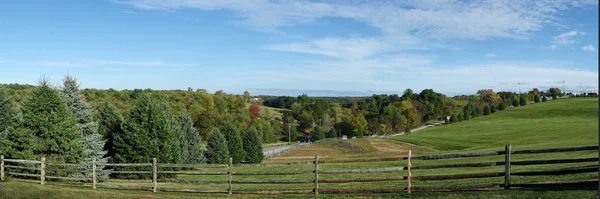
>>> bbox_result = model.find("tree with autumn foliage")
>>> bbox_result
[249,104,260,118]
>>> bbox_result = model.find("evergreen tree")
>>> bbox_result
[534,94,540,103]
[0,88,20,155]
[542,96,548,102]
[96,102,125,160]
[483,105,491,115]
[112,94,177,178]
[326,128,337,138]
[312,126,326,141]
[174,113,205,164]
[206,130,229,164]
[19,78,83,163]
[243,127,264,163]
[519,95,527,106]
[61,76,108,180]
[1,127,35,160]
[220,123,245,164]
[0,88,20,133]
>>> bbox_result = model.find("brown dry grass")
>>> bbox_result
[270,138,434,161]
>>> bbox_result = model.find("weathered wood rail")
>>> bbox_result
[0,144,597,195]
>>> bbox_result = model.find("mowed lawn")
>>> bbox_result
[1,98,598,198]
[390,98,599,152]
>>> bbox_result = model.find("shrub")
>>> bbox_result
[463,109,470,120]
[490,104,497,113]
[457,112,464,121]
[542,96,548,102]
[512,99,520,107]
[519,95,527,106]
[498,102,506,111]
[534,94,540,103]
[483,105,491,115]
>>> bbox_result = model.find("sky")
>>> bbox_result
[0,0,598,96]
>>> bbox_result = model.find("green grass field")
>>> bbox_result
[1,98,598,198]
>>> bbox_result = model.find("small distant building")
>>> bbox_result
[251,97,261,101]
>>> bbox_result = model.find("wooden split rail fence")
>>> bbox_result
[0,144,598,195]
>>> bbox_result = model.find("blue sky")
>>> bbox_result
[0,0,598,96]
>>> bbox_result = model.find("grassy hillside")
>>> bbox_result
[390,98,598,152]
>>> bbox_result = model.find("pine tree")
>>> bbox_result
[326,128,337,138]
[19,78,83,163]
[311,126,326,141]
[206,129,229,164]
[243,127,264,163]
[97,102,125,160]
[220,123,245,164]
[0,88,21,155]
[61,76,108,180]
[112,94,177,178]
[0,88,20,133]
[174,113,205,164]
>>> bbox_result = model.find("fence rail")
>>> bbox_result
[0,144,598,195]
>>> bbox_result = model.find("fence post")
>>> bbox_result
[407,150,412,193]
[92,158,97,189]
[314,155,319,195]
[40,157,45,185]
[228,158,232,195]
[152,158,157,192]
[1,155,4,182]
[504,144,511,189]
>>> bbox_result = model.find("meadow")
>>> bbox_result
[1,98,598,198]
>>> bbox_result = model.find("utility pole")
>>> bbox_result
[516,82,525,94]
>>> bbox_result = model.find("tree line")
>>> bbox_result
[0,76,265,180]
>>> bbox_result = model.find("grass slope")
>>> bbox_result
[390,98,598,152]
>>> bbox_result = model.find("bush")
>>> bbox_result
[542,96,548,102]
[206,130,230,164]
[490,104,497,113]
[457,112,464,121]
[243,127,264,163]
[483,105,491,115]
[512,99,520,107]
[450,114,458,123]
[498,102,506,111]
[519,95,527,106]
[534,94,540,103]
[463,109,470,120]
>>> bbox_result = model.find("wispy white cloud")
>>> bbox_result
[263,36,421,60]
[123,10,137,14]
[582,45,596,52]
[234,57,597,95]
[553,31,586,45]
[116,0,595,40]
[29,60,194,68]
[485,53,498,57]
